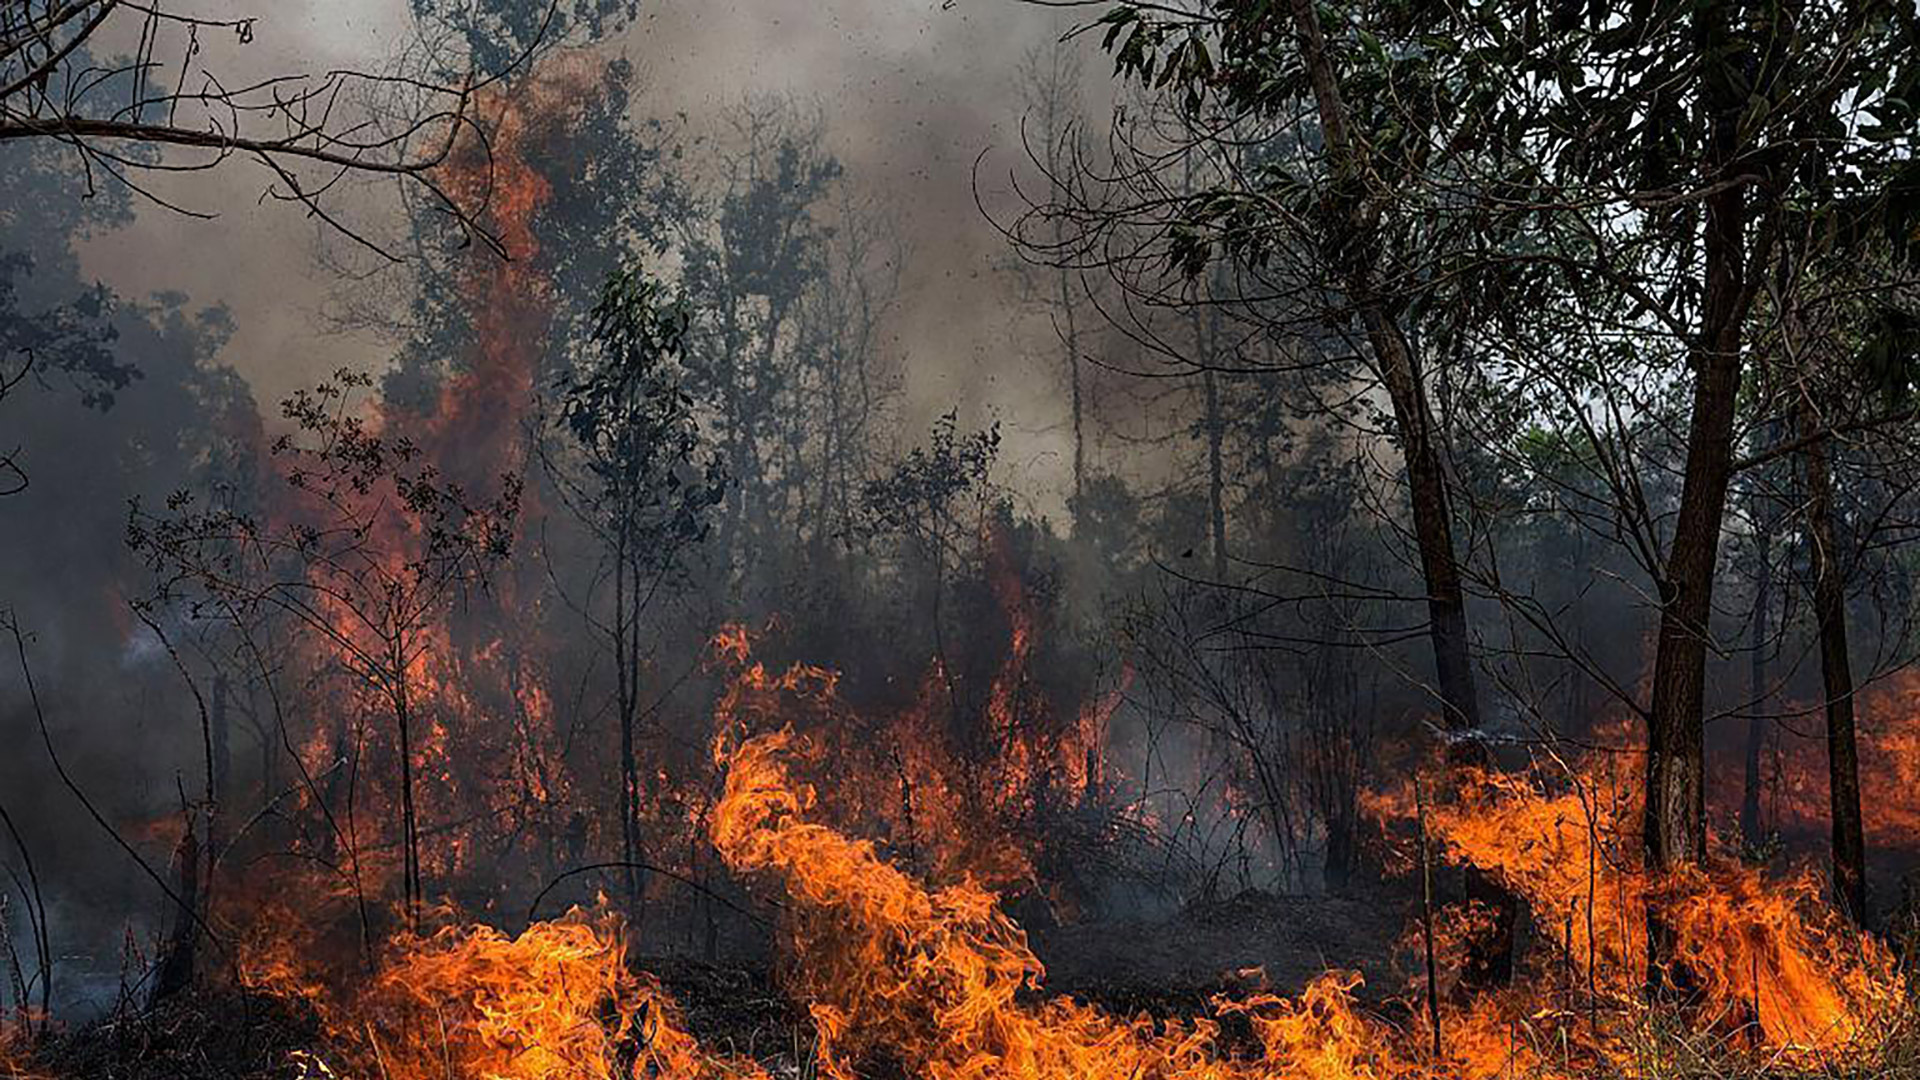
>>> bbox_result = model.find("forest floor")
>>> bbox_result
[11,888,1916,1079]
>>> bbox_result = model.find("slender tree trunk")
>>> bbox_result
[1643,0,1752,990]
[1370,321,1483,733]
[208,674,229,912]
[614,523,647,928]
[1038,44,1087,524]
[393,674,422,926]
[1057,247,1085,519]
[1203,366,1229,581]
[1741,515,1770,850]
[1799,401,1866,922]
[1181,151,1229,579]
[1284,0,1480,735]
[1284,0,1507,985]
[148,823,200,1006]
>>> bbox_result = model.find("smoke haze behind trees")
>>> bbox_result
[75,0,1115,519]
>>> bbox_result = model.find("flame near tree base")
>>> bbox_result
[211,644,1907,1080]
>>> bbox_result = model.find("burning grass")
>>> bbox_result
[10,726,1920,1080]
[13,637,1920,1080]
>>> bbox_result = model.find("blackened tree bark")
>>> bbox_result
[148,823,201,1006]
[1798,400,1866,922]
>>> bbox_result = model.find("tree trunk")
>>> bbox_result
[1284,0,1480,735]
[1643,0,1750,990]
[1058,247,1085,520]
[394,677,422,925]
[1800,402,1866,922]
[1369,321,1483,733]
[1740,517,1770,850]
[1203,366,1229,581]
[148,823,200,1007]
[1284,0,1506,985]
[208,674,230,910]
[615,530,648,930]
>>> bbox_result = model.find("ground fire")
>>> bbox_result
[6,4,1920,1080]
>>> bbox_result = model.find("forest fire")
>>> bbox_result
[7,3,1920,1080]
[1369,743,1903,1059]
[1709,670,1920,857]
[154,640,1904,1080]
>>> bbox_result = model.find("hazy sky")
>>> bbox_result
[77,0,1114,515]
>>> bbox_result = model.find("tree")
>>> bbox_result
[130,370,521,930]
[854,411,1003,695]
[545,266,725,927]
[1024,0,1496,735]
[1012,40,1098,522]
[1407,0,1915,970]
[0,2,553,260]
[1760,232,1920,923]
[1019,0,1517,983]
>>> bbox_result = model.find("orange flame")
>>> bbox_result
[706,652,1534,1080]
[1365,719,1904,1059]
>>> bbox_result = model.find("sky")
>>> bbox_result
[75,0,1118,517]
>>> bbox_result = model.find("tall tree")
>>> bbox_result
[1431,0,1914,967]
[1029,0,1516,982]
[546,266,725,926]
[1015,41,1097,522]
[130,371,521,928]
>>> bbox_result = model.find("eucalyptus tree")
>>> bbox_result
[1431,0,1918,935]
[0,1,553,260]
[1027,0,1504,739]
[1044,0,1919,983]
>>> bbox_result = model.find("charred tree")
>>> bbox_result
[147,822,199,1007]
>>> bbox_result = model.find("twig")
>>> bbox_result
[1416,775,1441,1060]
[525,861,780,928]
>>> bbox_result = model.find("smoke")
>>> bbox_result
[72,0,1111,518]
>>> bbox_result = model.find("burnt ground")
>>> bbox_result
[8,889,1420,1079]
[1030,887,1413,1014]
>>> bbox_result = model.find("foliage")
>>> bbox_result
[554,267,727,568]
[853,412,1002,544]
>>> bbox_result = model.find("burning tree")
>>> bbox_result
[130,369,522,932]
